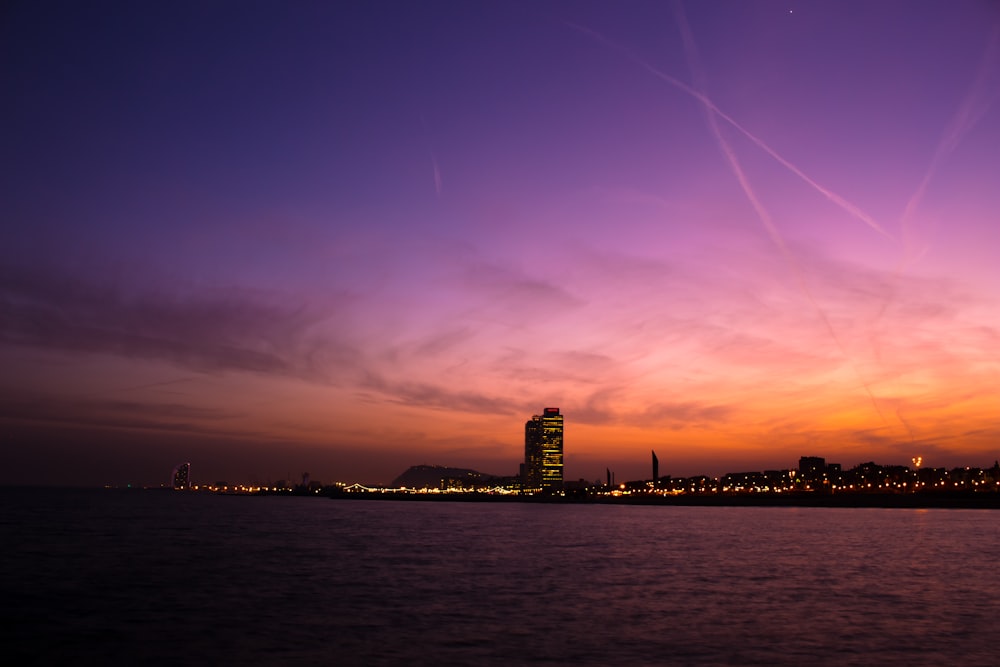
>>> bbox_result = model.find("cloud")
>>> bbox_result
[639,401,733,428]
[412,327,476,358]
[0,393,253,438]
[361,371,523,415]
[567,384,732,429]
[0,262,358,381]
[460,261,584,310]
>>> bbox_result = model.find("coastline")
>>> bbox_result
[326,489,1000,509]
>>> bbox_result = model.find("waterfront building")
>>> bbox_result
[172,462,191,490]
[523,407,563,493]
[798,456,826,481]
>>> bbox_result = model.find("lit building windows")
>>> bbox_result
[523,407,563,494]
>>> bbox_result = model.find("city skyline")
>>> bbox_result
[106,439,1000,493]
[3,1,999,487]
[146,448,1000,497]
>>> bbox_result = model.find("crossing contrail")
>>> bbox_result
[668,1,894,432]
[568,21,895,241]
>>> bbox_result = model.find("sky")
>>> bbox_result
[2,1,999,487]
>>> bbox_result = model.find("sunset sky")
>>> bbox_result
[3,1,999,486]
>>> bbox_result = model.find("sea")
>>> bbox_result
[2,488,997,666]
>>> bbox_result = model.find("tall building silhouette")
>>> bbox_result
[523,407,563,493]
[652,450,659,486]
[172,462,191,490]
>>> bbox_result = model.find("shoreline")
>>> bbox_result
[326,489,1000,509]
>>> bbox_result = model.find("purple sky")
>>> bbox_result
[3,1,999,486]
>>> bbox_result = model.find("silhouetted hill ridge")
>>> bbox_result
[391,465,499,489]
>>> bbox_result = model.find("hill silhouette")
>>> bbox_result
[391,465,499,489]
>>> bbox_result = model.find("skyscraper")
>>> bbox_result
[172,462,191,490]
[523,407,563,493]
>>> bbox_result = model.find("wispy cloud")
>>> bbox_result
[0,262,358,381]
[361,372,523,415]
[460,261,583,306]
[0,393,253,437]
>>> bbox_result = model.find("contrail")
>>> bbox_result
[670,4,785,251]
[670,1,893,431]
[874,24,999,324]
[900,24,1000,251]
[896,408,917,444]
[420,113,443,197]
[567,21,894,241]
[430,150,443,197]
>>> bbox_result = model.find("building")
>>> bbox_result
[798,456,826,481]
[172,462,191,490]
[523,407,564,493]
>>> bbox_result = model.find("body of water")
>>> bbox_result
[2,488,997,665]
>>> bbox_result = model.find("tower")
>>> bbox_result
[172,462,191,490]
[523,407,563,493]
[652,450,659,486]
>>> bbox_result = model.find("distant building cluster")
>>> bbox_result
[614,454,1000,497]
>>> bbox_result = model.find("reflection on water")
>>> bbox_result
[2,489,998,665]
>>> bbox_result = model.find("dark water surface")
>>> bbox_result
[2,488,998,665]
